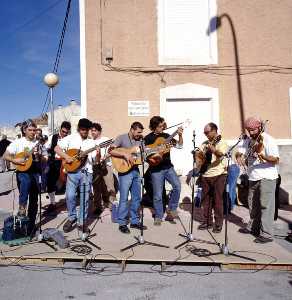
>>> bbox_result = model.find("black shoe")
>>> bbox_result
[254,236,273,244]
[119,225,130,234]
[44,203,57,215]
[198,223,213,230]
[63,219,77,233]
[238,227,251,234]
[130,223,147,230]
[212,225,222,233]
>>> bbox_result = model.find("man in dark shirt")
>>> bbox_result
[0,135,11,172]
[110,121,147,234]
[45,121,71,213]
[144,116,183,225]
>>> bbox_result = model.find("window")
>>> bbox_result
[157,0,218,65]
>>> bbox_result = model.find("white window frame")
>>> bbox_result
[157,0,218,66]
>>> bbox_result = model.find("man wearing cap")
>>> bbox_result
[54,118,98,234]
[236,117,279,243]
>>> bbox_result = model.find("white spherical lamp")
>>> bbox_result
[43,73,59,88]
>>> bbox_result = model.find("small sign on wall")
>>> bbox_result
[128,100,150,117]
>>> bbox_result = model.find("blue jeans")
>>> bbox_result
[117,169,141,225]
[227,164,240,210]
[66,170,92,225]
[151,167,181,219]
[16,172,39,232]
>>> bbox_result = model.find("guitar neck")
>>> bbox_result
[81,139,113,156]
[165,129,178,143]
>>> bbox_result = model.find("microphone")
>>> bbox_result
[193,130,196,137]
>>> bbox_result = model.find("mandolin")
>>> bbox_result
[15,142,42,172]
[63,139,113,172]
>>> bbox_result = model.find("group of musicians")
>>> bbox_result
[3,115,279,244]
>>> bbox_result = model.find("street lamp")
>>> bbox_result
[43,73,59,134]
[208,15,245,132]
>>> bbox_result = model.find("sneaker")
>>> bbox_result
[166,209,179,219]
[154,218,162,226]
[165,213,175,222]
[197,223,213,230]
[63,219,77,233]
[254,236,273,244]
[130,223,147,230]
[238,227,251,234]
[44,203,57,215]
[119,225,130,234]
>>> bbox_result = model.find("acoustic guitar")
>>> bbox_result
[194,135,222,174]
[15,142,41,172]
[146,119,191,167]
[111,146,142,174]
[63,139,113,173]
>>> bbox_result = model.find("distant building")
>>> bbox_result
[47,100,81,134]
[0,100,81,140]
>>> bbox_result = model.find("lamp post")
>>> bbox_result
[208,14,245,132]
[43,73,59,134]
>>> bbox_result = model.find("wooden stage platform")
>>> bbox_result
[1,194,291,271]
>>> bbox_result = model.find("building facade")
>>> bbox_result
[80,0,292,203]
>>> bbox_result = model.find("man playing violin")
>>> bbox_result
[236,117,279,244]
[144,116,183,226]
[197,122,228,233]
[4,120,48,234]
[54,118,98,234]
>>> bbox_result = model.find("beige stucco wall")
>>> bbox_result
[83,0,292,139]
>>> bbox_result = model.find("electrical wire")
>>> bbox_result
[3,0,65,41]
[40,0,72,116]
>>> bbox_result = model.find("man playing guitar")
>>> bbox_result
[45,121,71,213]
[196,122,227,233]
[4,119,48,234]
[144,116,183,225]
[109,122,146,234]
[236,117,279,243]
[54,118,98,233]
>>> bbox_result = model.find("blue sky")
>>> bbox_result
[0,0,80,126]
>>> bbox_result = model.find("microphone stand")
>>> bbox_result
[202,135,256,261]
[75,182,102,250]
[175,130,217,249]
[120,140,169,252]
[34,143,57,251]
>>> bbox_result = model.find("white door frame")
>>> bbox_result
[160,83,220,128]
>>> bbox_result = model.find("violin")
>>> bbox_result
[245,120,268,163]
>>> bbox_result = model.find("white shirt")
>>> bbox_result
[6,137,38,155]
[93,136,112,166]
[238,132,279,181]
[57,133,96,173]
